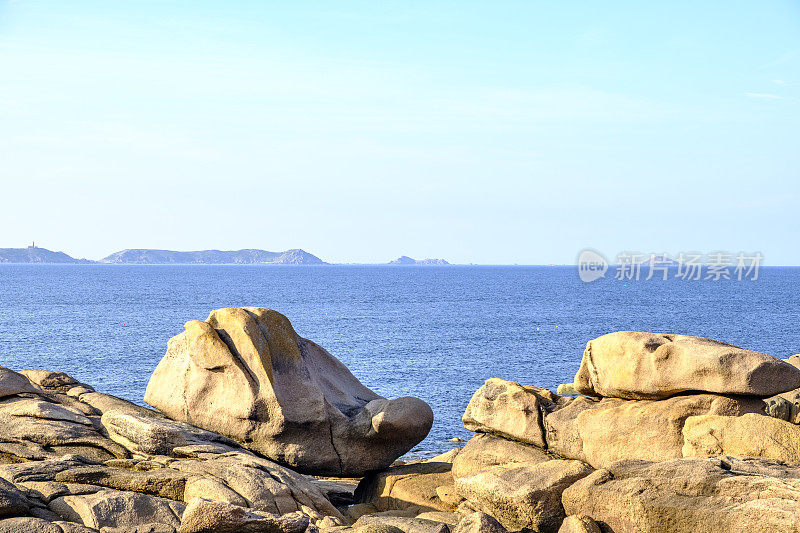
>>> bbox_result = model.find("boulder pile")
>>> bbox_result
[356,331,800,532]
[3,319,800,533]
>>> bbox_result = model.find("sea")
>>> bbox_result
[1,264,799,459]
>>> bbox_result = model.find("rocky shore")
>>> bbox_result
[2,308,800,532]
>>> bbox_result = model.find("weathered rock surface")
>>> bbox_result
[19,371,82,393]
[462,379,566,448]
[100,411,238,457]
[179,497,309,533]
[573,331,800,399]
[765,387,800,424]
[355,461,455,513]
[353,514,450,533]
[454,460,592,532]
[0,367,39,398]
[556,516,600,533]
[0,366,349,533]
[554,384,577,396]
[0,477,31,518]
[452,512,507,533]
[562,457,800,532]
[451,433,552,480]
[48,488,185,530]
[0,371,130,464]
[145,307,433,476]
[0,516,96,532]
[544,393,764,468]
[683,412,800,463]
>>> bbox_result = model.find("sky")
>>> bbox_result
[0,1,798,264]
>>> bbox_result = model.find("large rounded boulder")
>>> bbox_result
[573,331,800,400]
[144,307,433,476]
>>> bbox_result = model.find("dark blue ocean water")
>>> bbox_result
[1,265,799,458]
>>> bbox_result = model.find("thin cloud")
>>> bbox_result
[764,50,800,68]
[772,79,788,86]
[744,92,782,99]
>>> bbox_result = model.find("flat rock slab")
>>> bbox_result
[355,461,455,513]
[178,497,309,533]
[451,433,553,480]
[683,412,800,463]
[573,331,800,399]
[48,487,185,530]
[353,515,450,533]
[454,460,593,533]
[562,456,800,533]
[544,393,764,468]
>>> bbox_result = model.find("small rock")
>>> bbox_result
[0,367,39,398]
[101,524,177,533]
[425,449,460,464]
[764,395,792,421]
[55,521,98,533]
[453,512,507,533]
[463,378,565,447]
[556,383,577,396]
[434,486,463,508]
[454,460,593,532]
[20,370,81,392]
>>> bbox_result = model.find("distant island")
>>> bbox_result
[388,255,450,266]
[0,245,453,265]
[101,248,326,265]
[0,245,325,265]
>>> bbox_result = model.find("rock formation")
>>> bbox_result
[574,331,800,399]
[561,457,800,532]
[0,368,346,532]
[5,325,800,533]
[144,307,433,476]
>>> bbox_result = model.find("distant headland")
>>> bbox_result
[0,245,451,265]
[0,243,95,264]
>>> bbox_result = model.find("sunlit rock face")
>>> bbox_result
[574,331,800,400]
[144,307,433,476]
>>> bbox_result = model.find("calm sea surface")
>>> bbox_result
[1,265,799,458]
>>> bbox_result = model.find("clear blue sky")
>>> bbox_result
[1,1,798,264]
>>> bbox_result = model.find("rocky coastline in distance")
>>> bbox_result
[3,307,800,532]
[0,245,450,266]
